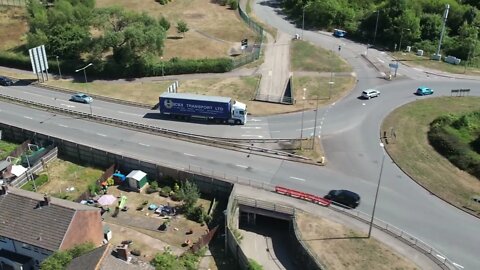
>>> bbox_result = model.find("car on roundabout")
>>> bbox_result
[324,189,361,209]
[415,86,434,96]
[361,89,381,99]
[70,93,93,104]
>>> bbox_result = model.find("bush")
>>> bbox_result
[186,205,205,223]
[147,181,159,194]
[88,183,100,195]
[159,186,172,197]
[227,0,238,9]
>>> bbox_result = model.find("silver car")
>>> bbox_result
[70,93,93,104]
[361,89,380,99]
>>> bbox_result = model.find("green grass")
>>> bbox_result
[0,140,18,160]
[392,52,480,76]
[291,41,352,73]
[382,97,480,212]
[21,174,48,192]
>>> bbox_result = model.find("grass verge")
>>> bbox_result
[392,52,480,76]
[381,97,480,212]
[296,211,419,270]
[0,140,18,160]
[291,41,352,73]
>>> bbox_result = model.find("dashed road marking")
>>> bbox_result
[139,143,150,147]
[452,262,464,269]
[184,153,196,157]
[96,133,107,137]
[60,103,75,108]
[236,164,248,169]
[24,116,33,119]
[289,176,306,181]
[241,135,264,138]
[241,126,261,129]
[58,124,68,128]
[23,91,42,97]
[118,111,144,117]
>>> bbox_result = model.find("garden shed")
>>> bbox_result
[126,170,148,190]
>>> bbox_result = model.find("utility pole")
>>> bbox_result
[373,10,380,47]
[434,4,450,60]
[301,6,305,40]
[368,143,386,238]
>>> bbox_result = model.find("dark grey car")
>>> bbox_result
[324,189,361,208]
[0,76,13,86]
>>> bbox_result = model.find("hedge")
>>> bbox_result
[0,51,234,79]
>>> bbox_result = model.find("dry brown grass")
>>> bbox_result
[0,6,28,51]
[95,0,257,59]
[381,97,480,212]
[296,211,419,270]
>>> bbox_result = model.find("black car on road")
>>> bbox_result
[324,189,361,209]
[0,76,13,86]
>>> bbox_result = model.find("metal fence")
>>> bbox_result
[234,3,263,68]
[8,147,58,188]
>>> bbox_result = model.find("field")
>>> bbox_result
[291,40,353,73]
[0,6,27,51]
[296,211,419,270]
[381,97,480,212]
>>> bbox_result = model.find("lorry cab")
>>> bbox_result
[231,101,247,125]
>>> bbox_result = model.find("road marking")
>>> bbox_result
[23,116,33,119]
[436,254,445,260]
[183,153,196,157]
[249,118,262,122]
[362,103,366,106]
[60,103,75,108]
[118,111,143,117]
[376,57,385,63]
[413,67,423,72]
[96,133,107,137]
[289,176,305,181]
[268,70,272,76]
[139,143,150,147]
[452,262,464,269]
[241,126,261,129]
[58,124,68,128]
[236,164,248,169]
[241,135,264,138]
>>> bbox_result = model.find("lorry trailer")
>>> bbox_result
[159,92,247,125]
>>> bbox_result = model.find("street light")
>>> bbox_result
[161,57,165,77]
[75,63,93,83]
[368,142,386,238]
[312,95,319,150]
[301,6,305,40]
[373,10,380,47]
[328,81,334,100]
[398,28,410,52]
[55,56,62,79]
[300,88,306,144]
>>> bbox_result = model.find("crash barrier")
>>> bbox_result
[450,88,470,97]
[275,186,331,207]
[331,206,460,270]
[0,93,312,163]
[8,147,58,188]
[36,83,153,109]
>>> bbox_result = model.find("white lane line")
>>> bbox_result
[58,124,68,128]
[249,118,262,122]
[183,153,196,157]
[23,91,42,97]
[436,254,445,260]
[452,262,464,269]
[60,103,75,108]
[289,176,306,182]
[96,133,107,137]
[139,143,150,147]
[241,126,261,129]
[376,57,385,63]
[241,135,264,138]
[236,164,248,169]
[118,111,144,117]
[23,116,33,119]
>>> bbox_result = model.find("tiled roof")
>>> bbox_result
[67,244,109,270]
[0,187,100,251]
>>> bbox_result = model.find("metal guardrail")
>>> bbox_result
[233,195,460,270]
[36,83,153,109]
[0,93,313,163]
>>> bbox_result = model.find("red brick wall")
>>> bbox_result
[60,210,103,250]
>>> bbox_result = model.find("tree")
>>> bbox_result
[176,20,189,38]
[93,7,166,66]
[159,16,171,31]
[40,242,95,270]
[151,249,181,270]
[177,180,199,211]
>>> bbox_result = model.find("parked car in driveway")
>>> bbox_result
[70,93,93,104]
[361,89,380,99]
[324,189,361,209]
[415,86,434,96]
[0,76,13,86]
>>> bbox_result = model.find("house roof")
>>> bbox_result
[126,170,146,181]
[67,244,109,270]
[0,187,100,251]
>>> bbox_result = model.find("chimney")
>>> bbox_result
[43,194,51,206]
[116,246,129,261]
[0,185,8,196]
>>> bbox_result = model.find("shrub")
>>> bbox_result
[159,186,172,197]
[88,183,100,195]
[186,205,205,223]
[21,174,49,191]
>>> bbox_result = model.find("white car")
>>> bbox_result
[361,89,380,99]
[70,93,93,104]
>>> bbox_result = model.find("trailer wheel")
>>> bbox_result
[235,120,241,125]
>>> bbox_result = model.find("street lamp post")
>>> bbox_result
[55,56,62,79]
[373,10,380,47]
[75,63,93,83]
[161,57,165,77]
[312,95,319,150]
[301,6,305,40]
[328,81,334,100]
[368,142,386,238]
[300,88,306,144]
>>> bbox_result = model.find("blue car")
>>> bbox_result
[416,86,434,96]
[70,93,93,104]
